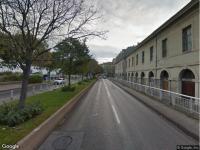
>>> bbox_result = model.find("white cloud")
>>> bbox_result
[88,0,191,63]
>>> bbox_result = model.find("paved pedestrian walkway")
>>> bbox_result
[0,83,22,91]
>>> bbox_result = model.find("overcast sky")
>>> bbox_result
[87,0,190,64]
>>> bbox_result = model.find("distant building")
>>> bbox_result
[114,0,199,98]
[115,46,135,80]
[101,62,115,77]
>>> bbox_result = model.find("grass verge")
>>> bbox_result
[0,79,95,146]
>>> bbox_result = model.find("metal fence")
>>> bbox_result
[117,76,200,98]
[0,78,82,104]
[111,78,200,117]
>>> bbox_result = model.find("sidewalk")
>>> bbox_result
[0,83,41,91]
[0,83,22,91]
[111,80,199,141]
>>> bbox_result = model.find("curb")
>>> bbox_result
[17,80,96,150]
[0,81,21,85]
[111,80,199,141]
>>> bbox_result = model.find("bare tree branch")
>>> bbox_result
[0,0,107,109]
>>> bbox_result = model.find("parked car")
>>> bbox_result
[53,78,65,85]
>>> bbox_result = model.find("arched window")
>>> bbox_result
[135,72,138,83]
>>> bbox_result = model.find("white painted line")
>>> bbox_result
[112,105,120,124]
[103,80,121,124]
[108,80,127,95]
[96,82,101,100]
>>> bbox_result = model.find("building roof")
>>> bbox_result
[114,0,199,63]
[134,0,199,51]
[115,46,135,64]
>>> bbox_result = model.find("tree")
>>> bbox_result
[0,0,106,109]
[55,38,90,86]
[33,52,58,80]
[87,59,103,78]
[75,40,91,80]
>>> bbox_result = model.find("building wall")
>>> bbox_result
[115,2,199,97]
[101,62,115,77]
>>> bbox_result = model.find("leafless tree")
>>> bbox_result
[0,0,106,109]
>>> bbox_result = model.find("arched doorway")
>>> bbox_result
[148,71,154,86]
[128,73,130,81]
[160,70,169,90]
[179,69,195,97]
[131,72,134,82]
[141,72,145,84]
[135,72,138,83]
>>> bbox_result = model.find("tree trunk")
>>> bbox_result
[68,73,71,87]
[18,63,31,109]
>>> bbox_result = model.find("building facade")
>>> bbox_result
[100,61,115,77]
[114,0,199,98]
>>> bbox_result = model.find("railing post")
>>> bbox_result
[159,90,162,100]
[150,85,153,96]
[189,98,193,113]
[144,85,147,94]
[10,90,14,100]
[171,93,176,106]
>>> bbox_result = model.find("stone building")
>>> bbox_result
[114,0,199,98]
[100,61,115,77]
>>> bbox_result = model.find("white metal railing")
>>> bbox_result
[111,78,200,115]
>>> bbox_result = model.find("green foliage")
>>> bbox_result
[0,102,43,127]
[77,81,83,85]
[83,79,90,82]
[0,72,44,83]
[3,74,22,81]
[87,59,103,75]
[0,72,22,82]
[61,85,76,92]
[55,38,91,86]
[0,71,13,76]
[28,75,43,83]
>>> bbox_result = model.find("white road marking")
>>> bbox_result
[108,80,126,94]
[96,81,101,100]
[111,105,121,124]
[103,79,120,124]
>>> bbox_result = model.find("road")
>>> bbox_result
[40,79,197,150]
[0,79,81,104]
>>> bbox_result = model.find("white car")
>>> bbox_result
[53,78,65,85]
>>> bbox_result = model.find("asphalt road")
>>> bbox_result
[40,79,197,150]
[0,79,80,104]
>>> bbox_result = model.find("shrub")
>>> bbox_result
[0,71,13,76]
[0,72,22,82]
[0,102,43,127]
[29,75,43,83]
[61,85,76,92]
[83,79,90,82]
[78,81,83,85]
[3,74,22,81]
